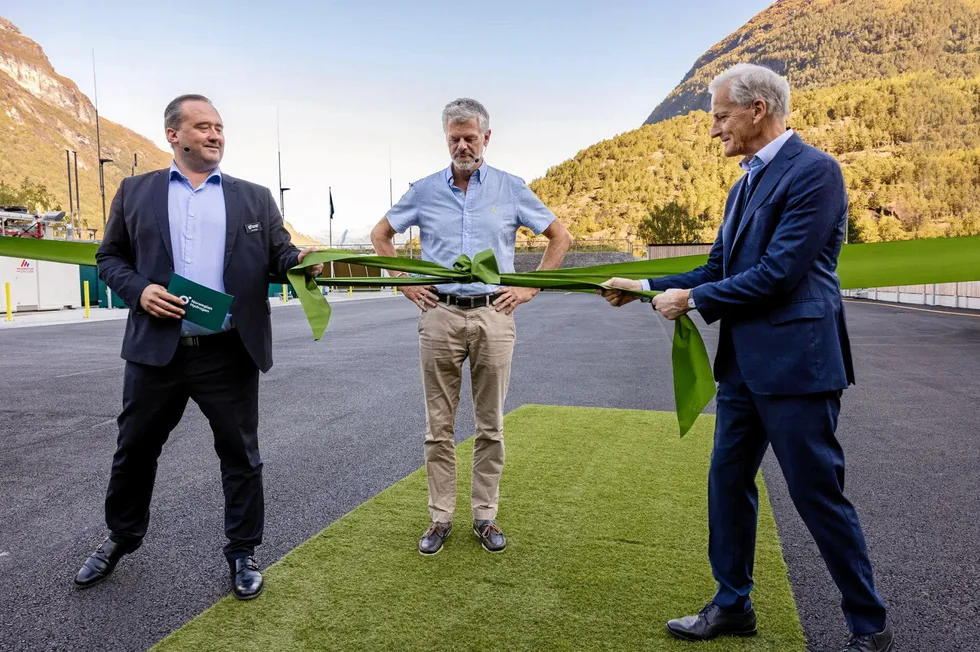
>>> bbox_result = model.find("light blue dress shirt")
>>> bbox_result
[167,161,232,336]
[386,162,556,296]
[640,129,796,293]
[741,128,795,179]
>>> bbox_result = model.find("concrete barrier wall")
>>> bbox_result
[843,281,980,310]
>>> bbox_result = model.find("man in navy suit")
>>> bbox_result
[74,94,321,599]
[602,64,893,652]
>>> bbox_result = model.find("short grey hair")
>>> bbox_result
[164,94,213,131]
[708,64,790,117]
[442,98,489,133]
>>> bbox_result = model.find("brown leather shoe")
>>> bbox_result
[473,520,506,553]
[418,522,452,555]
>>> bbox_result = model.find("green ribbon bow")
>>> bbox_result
[285,250,718,437]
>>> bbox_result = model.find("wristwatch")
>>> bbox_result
[687,293,697,309]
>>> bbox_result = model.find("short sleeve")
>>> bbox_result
[386,182,420,233]
[514,179,556,235]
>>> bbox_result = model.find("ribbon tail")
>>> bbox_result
[672,315,716,437]
[287,269,331,340]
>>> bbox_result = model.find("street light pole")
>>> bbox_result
[65,150,74,239]
[92,50,111,233]
[73,151,82,237]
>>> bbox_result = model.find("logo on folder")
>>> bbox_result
[167,274,234,332]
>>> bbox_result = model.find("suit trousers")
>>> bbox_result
[709,347,887,635]
[418,303,516,523]
[104,330,263,562]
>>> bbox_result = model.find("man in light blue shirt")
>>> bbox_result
[81,94,321,604]
[167,160,233,336]
[371,98,572,556]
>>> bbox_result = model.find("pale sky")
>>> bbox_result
[5,1,773,242]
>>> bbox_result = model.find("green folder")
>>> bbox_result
[167,274,234,332]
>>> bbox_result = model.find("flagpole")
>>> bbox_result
[277,109,289,219]
[328,187,334,283]
[390,145,402,257]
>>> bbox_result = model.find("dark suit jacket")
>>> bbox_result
[648,133,855,395]
[95,168,300,373]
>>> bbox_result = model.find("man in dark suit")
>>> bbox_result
[602,64,893,652]
[74,94,321,599]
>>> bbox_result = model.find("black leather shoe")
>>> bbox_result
[230,556,264,600]
[473,520,506,553]
[841,623,894,652]
[74,537,136,589]
[418,522,452,555]
[666,601,757,641]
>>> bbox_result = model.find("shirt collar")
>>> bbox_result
[740,128,795,173]
[444,160,487,186]
[169,160,222,186]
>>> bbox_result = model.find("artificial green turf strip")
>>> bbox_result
[153,406,805,652]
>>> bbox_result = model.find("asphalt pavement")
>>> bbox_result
[0,294,976,651]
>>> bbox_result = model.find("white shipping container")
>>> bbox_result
[0,256,80,312]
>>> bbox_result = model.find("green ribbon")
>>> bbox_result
[3,235,978,436]
[282,250,713,436]
[286,235,979,436]
[0,237,99,266]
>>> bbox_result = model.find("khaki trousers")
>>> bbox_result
[418,302,516,523]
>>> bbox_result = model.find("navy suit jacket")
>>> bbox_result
[95,168,301,373]
[649,133,855,395]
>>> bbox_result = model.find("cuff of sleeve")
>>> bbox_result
[122,277,152,313]
[640,278,653,303]
[690,285,720,324]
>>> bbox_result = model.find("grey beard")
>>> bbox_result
[452,151,481,171]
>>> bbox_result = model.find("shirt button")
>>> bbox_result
[189,212,195,217]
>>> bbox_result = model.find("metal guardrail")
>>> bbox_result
[516,238,641,256]
[320,239,646,258]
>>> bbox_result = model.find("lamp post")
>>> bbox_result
[92,50,110,232]
[65,149,74,238]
